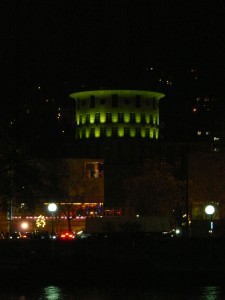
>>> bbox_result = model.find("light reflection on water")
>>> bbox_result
[0,285,225,299]
[199,286,222,300]
[41,286,64,300]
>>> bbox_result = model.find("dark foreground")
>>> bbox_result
[1,235,225,287]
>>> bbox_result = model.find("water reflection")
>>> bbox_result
[0,285,225,299]
[42,286,64,300]
[200,286,222,299]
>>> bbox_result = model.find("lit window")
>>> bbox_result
[197,131,202,136]
[85,162,104,178]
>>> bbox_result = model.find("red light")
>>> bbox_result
[60,231,75,239]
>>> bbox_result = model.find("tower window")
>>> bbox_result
[90,127,95,137]
[135,127,141,137]
[150,114,153,125]
[95,113,100,124]
[106,112,112,123]
[118,112,124,123]
[86,114,90,124]
[100,127,106,137]
[79,114,82,125]
[124,127,130,137]
[112,127,118,137]
[141,114,145,124]
[90,96,95,108]
[130,113,135,123]
[145,128,150,137]
[112,94,118,107]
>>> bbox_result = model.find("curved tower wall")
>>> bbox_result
[69,90,165,139]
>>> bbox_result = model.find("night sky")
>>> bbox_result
[1,0,225,100]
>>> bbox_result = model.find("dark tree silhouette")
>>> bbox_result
[124,159,184,218]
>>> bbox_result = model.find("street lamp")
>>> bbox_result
[21,221,29,231]
[205,205,215,236]
[48,203,57,235]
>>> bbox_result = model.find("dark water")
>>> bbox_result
[1,238,225,298]
[0,285,225,299]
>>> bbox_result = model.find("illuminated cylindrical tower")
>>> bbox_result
[69,90,165,140]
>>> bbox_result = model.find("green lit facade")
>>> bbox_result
[69,90,165,139]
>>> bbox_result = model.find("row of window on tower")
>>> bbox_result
[77,127,157,139]
[78,112,158,125]
[76,95,157,110]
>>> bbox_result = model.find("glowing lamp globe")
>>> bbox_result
[205,205,215,215]
[21,222,29,230]
[48,203,57,213]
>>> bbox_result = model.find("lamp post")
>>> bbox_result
[205,205,215,236]
[48,203,57,236]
